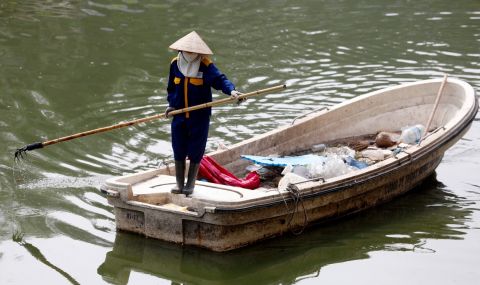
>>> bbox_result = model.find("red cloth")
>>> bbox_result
[199,156,260,190]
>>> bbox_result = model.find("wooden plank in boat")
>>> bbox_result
[131,174,273,202]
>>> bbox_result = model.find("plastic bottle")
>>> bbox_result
[400,124,425,144]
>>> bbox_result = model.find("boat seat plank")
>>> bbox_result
[131,175,278,204]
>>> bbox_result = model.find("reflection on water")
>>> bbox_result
[97,175,471,285]
[0,0,479,284]
[12,232,80,285]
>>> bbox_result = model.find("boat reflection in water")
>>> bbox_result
[98,174,471,284]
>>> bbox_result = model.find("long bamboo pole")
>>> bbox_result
[15,84,286,159]
[418,74,448,145]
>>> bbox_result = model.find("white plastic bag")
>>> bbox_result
[278,172,307,191]
[361,149,393,161]
[325,146,355,158]
[281,164,311,178]
[281,164,293,175]
[400,124,425,144]
[306,154,354,179]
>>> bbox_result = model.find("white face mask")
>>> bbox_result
[177,51,202,78]
[182,51,199,62]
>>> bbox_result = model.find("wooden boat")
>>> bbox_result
[101,77,478,252]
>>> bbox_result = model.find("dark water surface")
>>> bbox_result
[1,1,479,284]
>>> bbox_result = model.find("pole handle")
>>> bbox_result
[418,74,448,145]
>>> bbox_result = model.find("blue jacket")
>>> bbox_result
[167,56,235,119]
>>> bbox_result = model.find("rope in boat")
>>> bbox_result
[283,183,309,235]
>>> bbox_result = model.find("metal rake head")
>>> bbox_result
[14,142,43,162]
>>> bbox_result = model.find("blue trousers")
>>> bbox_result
[171,115,210,163]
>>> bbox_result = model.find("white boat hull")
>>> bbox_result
[102,78,478,251]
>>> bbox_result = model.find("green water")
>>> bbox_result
[1,1,479,284]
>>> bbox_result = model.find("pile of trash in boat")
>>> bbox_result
[200,124,426,190]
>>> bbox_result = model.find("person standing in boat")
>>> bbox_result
[165,31,242,196]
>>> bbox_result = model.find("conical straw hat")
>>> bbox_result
[169,31,213,55]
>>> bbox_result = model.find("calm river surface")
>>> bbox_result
[1,1,479,284]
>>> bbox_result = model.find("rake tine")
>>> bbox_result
[14,142,43,162]
[14,148,25,162]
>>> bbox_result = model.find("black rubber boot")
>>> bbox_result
[183,163,200,196]
[171,160,186,194]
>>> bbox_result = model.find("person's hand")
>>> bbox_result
[230,90,242,98]
[230,90,246,105]
[165,106,175,118]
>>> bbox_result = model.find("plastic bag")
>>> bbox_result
[281,164,310,178]
[278,172,307,191]
[306,154,354,179]
[324,146,355,158]
[361,149,393,161]
[344,156,369,169]
[400,124,425,144]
